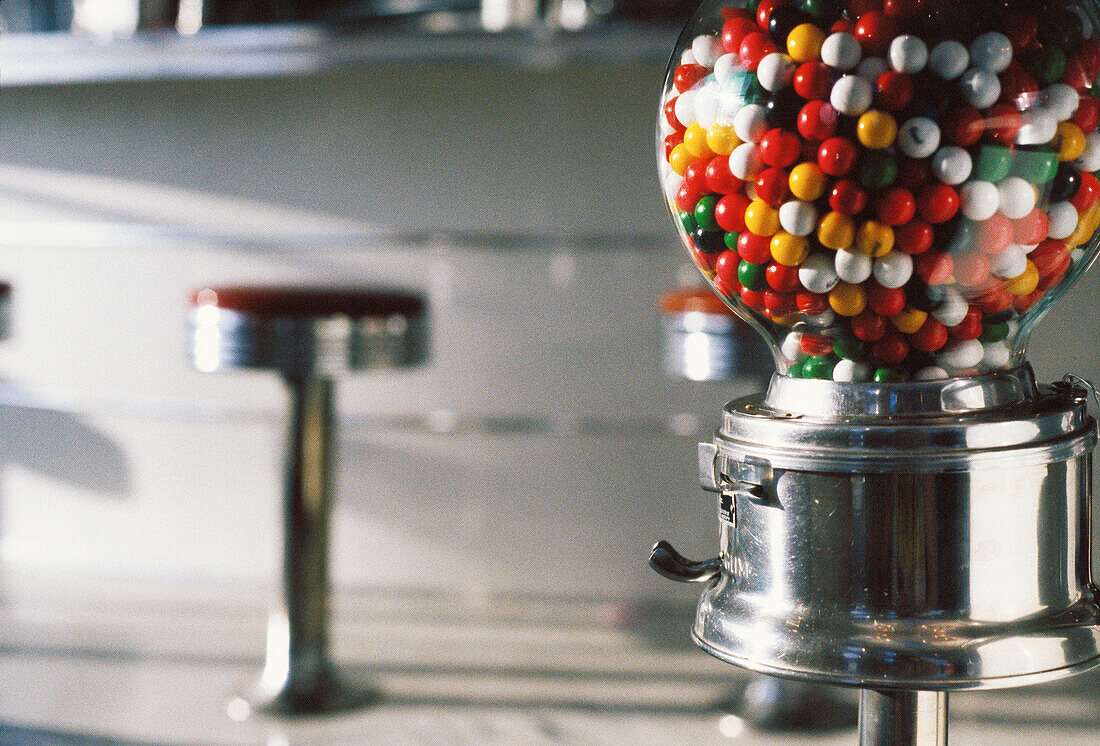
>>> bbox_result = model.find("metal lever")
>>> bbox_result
[649,540,722,583]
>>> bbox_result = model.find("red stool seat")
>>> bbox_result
[189,285,425,320]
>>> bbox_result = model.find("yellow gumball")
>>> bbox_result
[789,162,827,201]
[828,282,867,317]
[706,124,741,156]
[1005,261,1039,296]
[745,199,781,236]
[891,307,928,334]
[787,23,825,62]
[856,220,895,257]
[770,231,810,266]
[817,211,855,250]
[856,111,898,150]
[683,123,715,159]
[668,144,694,176]
[1055,122,1087,162]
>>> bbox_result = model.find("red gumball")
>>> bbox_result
[676,181,704,213]
[664,97,685,133]
[872,331,909,366]
[943,107,984,146]
[949,307,983,340]
[853,11,897,56]
[851,309,887,342]
[706,155,743,194]
[914,251,954,285]
[875,71,914,111]
[759,129,802,168]
[740,32,778,71]
[818,136,859,176]
[766,262,802,292]
[663,132,683,161]
[829,179,869,215]
[715,193,752,233]
[895,219,933,254]
[985,103,1023,144]
[683,159,709,195]
[741,287,767,310]
[1013,208,1049,246]
[756,0,786,29]
[738,231,774,264]
[867,282,906,316]
[715,250,741,286]
[755,166,790,206]
[797,101,839,141]
[1031,240,1072,281]
[713,273,739,298]
[793,62,834,101]
[875,187,917,226]
[674,64,710,93]
[973,284,1013,314]
[918,183,959,224]
[998,62,1039,108]
[764,290,798,317]
[978,214,1014,254]
[796,291,828,315]
[1070,172,1100,212]
[1071,95,1100,133]
[800,332,834,356]
[910,317,949,352]
[953,251,991,288]
[722,15,758,54]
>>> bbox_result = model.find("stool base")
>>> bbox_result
[229,670,380,719]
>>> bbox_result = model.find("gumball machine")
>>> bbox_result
[649,0,1100,742]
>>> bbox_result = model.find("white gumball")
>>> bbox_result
[928,40,969,80]
[1017,109,1059,145]
[960,180,1000,221]
[982,341,1012,369]
[679,49,697,65]
[835,248,873,284]
[757,53,797,92]
[872,251,914,289]
[693,87,721,129]
[932,146,973,185]
[959,67,1001,109]
[781,332,807,364]
[799,252,840,293]
[1041,83,1080,121]
[938,339,985,370]
[821,32,861,71]
[713,54,739,86]
[1074,132,1100,173]
[692,34,723,67]
[733,104,768,143]
[674,90,698,128]
[780,200,818,237]
[830,74,874,116]
[889,35,928,74]
[969,32,1013,73]
[932,287,968,327]
[857,56,888,80]
[806,308,836,327]
[833,358,871,382]
[998,177,1037,220]
[897,117,941,158]
[1047,202,1079,240]
[914,366,949,381]
[729,142,763,180]
[990,244,1028,279]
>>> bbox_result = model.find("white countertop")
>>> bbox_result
[0,567,1097,745]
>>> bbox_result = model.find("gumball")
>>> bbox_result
[1030,239,1072,279]
[959,180,1000,221]
[755,166,791,206]
[853,12,897,56]
[714,250,740,286]
[691,34,724,67]
[833,358,872,381]
[997,177,1037,220]
[764,289,799,317]
[896,117,940,159]
[830,74,874,115]
[959,67,1001,109]
[856,110,898,149]
[914,250,955,285]
[820,31,862,70]
[874,70,913,111]
[799,252,841,292]
[1070,171,1100,212]
[800,332,835,356]
[931,146,972,185]
[850,308,887,341]
[767,4,811,44]
[990,244,1028,279]
[969,32,1013,74]
[764,88,805,129]
[977,214,1014,254]
[675,180,703,213]
[1055,122,1087,162]
[984,104,1023,144]
[857,56,889,81]
[673,64,710,93]
[1012,208,1050,245]
[928,40,969,80]
[895,219,933,254]
[867,281,906,316]
[745,198,782,235]
[664,97,685,133]
[905,278,946,312]
[770,230,811,265]
[948,310,983,341]
[818,136,859,176]
[856,220,895,257]
[872,332,909,365]
[1016,109,1059,146]
[973,146,1013,183]
[835,247,874,283]
[890,306,927,334]
[1047,202,1079,240]
[953,251,991,287]
[722,14,758,54]
[860,150,898,190]
[873,251,914,288]
[1070,94,1100,132]
[829,179,868,215]
[1004,260,1040,295]
[817,210,857,248]
[729,142,764,180]
[757,53,798,93]
[829,280,868,316]
[767,260,802,291]
[788,162,827,200]
[931,287,969,327]
[943,106,984,146]
[910,317,949,352]
[693,228,726,254]
[918,183,959,223]
[972,284,1012,314]
[706,155,743,194]
[734,104,770,143]
[998,62,1039,108]
[1000,10,1038,54]
[740,32,779,71]
[779,199,819,236]
[787,23,827,62]
[759,128,802,167]
[738,231,773,264]
[888,35,928,74]
[715,192,752,233]
[914,365,949,380]
[793,61,834,100]
[738,260,769,291]
[875,187,916,225]
[797,100,839,140]
[1022,45,1066,87]
[705,124,740,156]
[1042,84,1080,122]
[1074,132,1100,173]
[712,54,740,86]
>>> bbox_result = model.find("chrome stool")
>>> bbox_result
[187,285,428,716]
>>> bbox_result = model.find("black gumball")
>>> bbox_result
[764,89,803,130]
[767,5,812,46]
[1049,163,1082,203]
[693,228,726,255]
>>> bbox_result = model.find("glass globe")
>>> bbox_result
[658,0,1100,381]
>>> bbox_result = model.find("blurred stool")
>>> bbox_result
[187,285,428,716]
[0,281,12,341]
[658,278,856,732]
